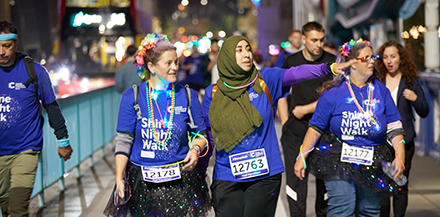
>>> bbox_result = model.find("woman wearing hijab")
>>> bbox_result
[202,35,355,217]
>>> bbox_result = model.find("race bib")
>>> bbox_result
[229,148,269,179]
[141,164,181,183]
[340,142,374,165]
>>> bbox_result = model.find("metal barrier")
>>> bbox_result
[30,86,121,207]
[415,73,440,162]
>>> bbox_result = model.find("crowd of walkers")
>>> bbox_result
[0,18,429,217]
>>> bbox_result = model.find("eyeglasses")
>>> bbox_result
[357,54,380,62]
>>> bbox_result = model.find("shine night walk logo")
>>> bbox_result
[0,94,21,129]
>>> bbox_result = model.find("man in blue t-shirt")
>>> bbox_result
[0,20,73,217]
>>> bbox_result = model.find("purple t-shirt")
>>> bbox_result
[0,56,56,155]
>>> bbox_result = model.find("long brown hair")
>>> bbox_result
[318,43,375,93]
[375,41,419,88]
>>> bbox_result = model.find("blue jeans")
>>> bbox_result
[325,180,381,217]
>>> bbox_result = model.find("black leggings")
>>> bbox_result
[211,173,282,217]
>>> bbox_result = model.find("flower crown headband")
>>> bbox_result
[339,38,370,57]
[135,33,169,79]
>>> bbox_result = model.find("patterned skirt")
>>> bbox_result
[104,161,211,217]
[307,131,399,194]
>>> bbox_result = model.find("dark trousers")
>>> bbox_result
[281,131,327,217]
[380,140,415,217]
[211,173,282,217]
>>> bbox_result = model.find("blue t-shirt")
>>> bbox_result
[203,67,289,182]
[0,56,57,155]
[310,79,401,146]
[117,82,206,167]
[184,56,204,85]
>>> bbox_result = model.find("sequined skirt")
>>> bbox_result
[307,131,398,193]
[104,161,211,217]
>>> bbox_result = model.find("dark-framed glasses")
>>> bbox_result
[357,54,380,62]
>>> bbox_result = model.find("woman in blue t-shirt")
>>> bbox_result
[294,39,406,217]
[104,34,211,217]
[203,35,355,217]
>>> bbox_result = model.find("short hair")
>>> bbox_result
[289,29,301,36]
[324,41,337,50]
[126,45,137,56]
[211,38,219,44]
[302,21,325,35]
[0,20,18,34]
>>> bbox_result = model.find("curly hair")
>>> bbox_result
[318,42,376,93]
[375,41,419,88]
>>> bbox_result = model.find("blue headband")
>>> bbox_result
[0,33,18,41]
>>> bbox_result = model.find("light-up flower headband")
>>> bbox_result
[135,33,169,79]
[339,38,370,57]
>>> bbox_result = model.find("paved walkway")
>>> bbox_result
[29,120,440,217]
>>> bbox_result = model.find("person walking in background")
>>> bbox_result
[0,20,73,217]
[375,41,429,217]
[104,33,211,217]
[278,21,335,217]
[294,39,406,217]
[274,29,303,67]
[209,38,220,85]
[115,45,144,93]
[182,44,204,91]
[202,35,354,217]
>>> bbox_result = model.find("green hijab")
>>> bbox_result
[208,35,263,153]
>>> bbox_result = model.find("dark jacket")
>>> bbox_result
[384,78,429,142]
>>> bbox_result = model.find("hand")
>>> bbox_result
[392,158,404,180]
[116,180,125,199]
[182,149,198,171]
[331,59,358,75]
[403,89,417,102]
[58,145,73,161]
[294,158,306,180]
[292,105,307,120]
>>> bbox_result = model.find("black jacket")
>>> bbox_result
[383,78,429,142]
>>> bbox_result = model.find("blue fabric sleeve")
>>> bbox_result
[117,88,137,132]
[261,67,290,102]
[383,85,402,124]
[36,63,56,105]
[309,90,333,130]
[202,85,213,128]
[188,88,207,133]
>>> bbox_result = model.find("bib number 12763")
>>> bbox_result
[229,148,269,179]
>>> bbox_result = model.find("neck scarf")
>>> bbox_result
[208,36,263,153]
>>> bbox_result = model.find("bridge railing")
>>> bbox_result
[414,72,440,161]
[31,86,121,207]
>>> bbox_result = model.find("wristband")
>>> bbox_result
[330,62,338,76]
[58,138,70,148]
[191,145,201,156]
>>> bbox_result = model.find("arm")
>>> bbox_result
[408,80,430,118]
[281,60,356,86]
[115,154,129,198]
[292,100,318,120]
[183,134,208,171]
[277,97,289,125]
[207,54,217,72]
[115,68,125,93]
[293,127,322,180]
[390,134,405,179]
